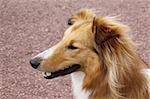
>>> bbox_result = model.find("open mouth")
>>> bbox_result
[42,64,81,79]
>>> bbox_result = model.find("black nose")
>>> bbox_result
[30,58,40,69]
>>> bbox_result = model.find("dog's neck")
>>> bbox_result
[71,71,91,99]
[71,70,150,99]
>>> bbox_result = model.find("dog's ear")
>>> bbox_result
[68,9,95,25]
[92,17,129,46]
[92,17,149,98]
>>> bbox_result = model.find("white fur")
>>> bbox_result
[143,69,150,76]
[143,69,150,89]
[33,46,56,59]
[71,71,91,99]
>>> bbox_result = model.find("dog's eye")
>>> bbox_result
[68,18,73,25]
[68,45,78,49]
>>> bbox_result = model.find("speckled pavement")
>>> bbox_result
[0,0,150,99]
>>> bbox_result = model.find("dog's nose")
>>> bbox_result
[30,58,40,69]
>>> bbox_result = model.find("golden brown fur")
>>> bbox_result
[35,9,150,99]
[70,9,149,99]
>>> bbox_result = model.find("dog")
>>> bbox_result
[30,9,150,99]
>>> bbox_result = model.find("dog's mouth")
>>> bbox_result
[42,64,81,79]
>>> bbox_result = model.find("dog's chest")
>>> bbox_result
[71,72,90,99]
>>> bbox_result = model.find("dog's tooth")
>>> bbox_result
[46,72,51,76]
[42,72,51,77]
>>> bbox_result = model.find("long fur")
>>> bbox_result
[32,9,150,99]
[71,9,149,99]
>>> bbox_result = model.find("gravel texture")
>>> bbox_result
[0,0,150,99]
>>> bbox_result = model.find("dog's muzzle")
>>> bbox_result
[30,58,81,79]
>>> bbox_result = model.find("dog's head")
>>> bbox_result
[30,9,128,82]
[30,9,149,98]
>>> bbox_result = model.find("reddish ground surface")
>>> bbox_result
[0,0,150,99]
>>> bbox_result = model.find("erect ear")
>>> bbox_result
[92,17,129,46]
[68,9,95,25]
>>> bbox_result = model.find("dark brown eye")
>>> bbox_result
[68,45,78,49]
[68,18,72,25]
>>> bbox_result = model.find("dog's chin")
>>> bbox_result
[42,64,81,79]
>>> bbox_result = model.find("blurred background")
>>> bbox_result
[0,0,150,99]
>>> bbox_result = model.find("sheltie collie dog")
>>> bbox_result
[30,9,150,99]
